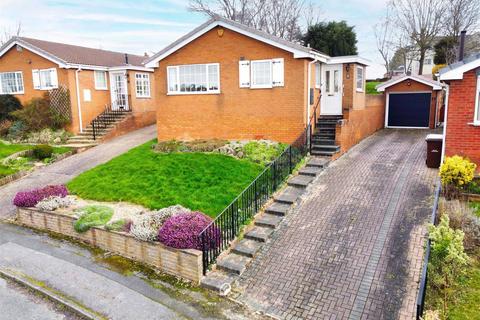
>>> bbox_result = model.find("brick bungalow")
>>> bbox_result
[0,37,156,136]
[145,16,383,157]
[439,53,480,167]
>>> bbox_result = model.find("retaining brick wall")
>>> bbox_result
[16,208,203,283]
[445,68,480,168]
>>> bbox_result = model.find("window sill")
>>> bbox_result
[167,91,220,96]
[0,92,24,95]
[136,96,151,99]
[356,89,364,93]
[95,87,108,91]
[250,86,273,89]
[468,122,480,127]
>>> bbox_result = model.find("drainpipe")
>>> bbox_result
[441,84,449,163]
[307,59,318,125]
[75,68,83,133]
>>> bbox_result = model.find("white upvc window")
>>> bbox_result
[356,66,364,92]
[32,68,58,90]
[0,71,24,94]
[135,73,151,98]
[167,63,220,95]
[94,71,108,90]
[474,74,480,124]
[315,62,321,89]
[239,58,284,89]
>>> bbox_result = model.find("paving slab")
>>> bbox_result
[216,253,252,275]
[264,202,291,216]
[298,166,323,176]
[255,214,283,229]
[200,271,236,295]
[273,187,304,204]
[0,242,182,320]
[287,175,314,188]
[232,239,263,257]
[244,227,273,242]
[306,157,330,168]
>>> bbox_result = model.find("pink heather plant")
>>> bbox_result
[13,185,68,207]
[158,212,221,250]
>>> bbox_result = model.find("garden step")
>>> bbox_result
[311,144,340,152]
[216,253,251,275]
[307,157,330,168]
[312,139,336,145]
[273,187,304,204]
[298,166,323,177]
[287,175,314,188]
[200,271,236,295]
[232,239,263,257]
[255,214,283,229]
[244,226,273,242]
[311,149,338,156]
[264,202,291,216]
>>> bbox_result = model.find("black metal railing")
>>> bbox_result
[91,103,129,140]
[416,182,441,319]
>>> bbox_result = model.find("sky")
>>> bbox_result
[0,0,388,78]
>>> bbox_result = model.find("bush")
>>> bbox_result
[32,144,54,160]
[0,94,22,122]
[73,205,113,233]
[440,156,476,199]
[158,212,220,250]
[242,140,287,165]
[0,120,13,136]
[7,121,27,139]
[13,185,68,207]
[130,205,189,242]
[153,139,228,153]
[105,219,132,232]
[35,196,75,211]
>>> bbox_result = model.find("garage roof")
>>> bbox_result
[376,75,443,92]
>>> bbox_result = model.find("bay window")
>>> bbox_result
[167,63,220,94]
[0,71,24,94]
[135,73,151,98]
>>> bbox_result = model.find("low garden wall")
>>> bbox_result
[16,207,203,283]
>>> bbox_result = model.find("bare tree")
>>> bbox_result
[390,0,445,75]
[445,0,480,38]
[1,22,21,45]
[374,8,394,77]
[189,0,320,41]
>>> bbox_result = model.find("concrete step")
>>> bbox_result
[244,226,273,242]
[200,271,236,295]
[287,175,314,188]
[311,144,340,152]
[273,187,304,204]
[255,214,283,229]
[264,202,291,216]
[0,242,179,319]
[298,166,323,177]
[216,253,251,275]
[311,150,338,156]
[312,139,336,145]
[306,157,330,168]
[232,239,263,257]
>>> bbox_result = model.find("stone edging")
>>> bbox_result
[461,192,480,201]
[0,170,29,187]
[16,207,203,283]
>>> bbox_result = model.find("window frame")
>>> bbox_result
[0,71,24,95]
[250,59,273,89]
[135,73,151,98]
[166,63,220,95]
[474,74,480,125]
[34,68,58,90]
[356,66,364,92]
[94,71,108,90]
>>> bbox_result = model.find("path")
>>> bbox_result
[0,125,157,219]
[236,129,438,319]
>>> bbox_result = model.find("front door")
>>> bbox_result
[321,64,343,115]
[110,71,129,110]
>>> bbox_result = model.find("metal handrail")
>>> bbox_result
[91,103,129,140]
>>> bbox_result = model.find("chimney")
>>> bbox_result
[124,53,129,65]
[458,30,467,61]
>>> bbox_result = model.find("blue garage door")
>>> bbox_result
[388,93,431,127]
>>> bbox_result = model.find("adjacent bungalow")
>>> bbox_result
[440,53,480,167]
[0,37,156,137]
[144,16,380,156]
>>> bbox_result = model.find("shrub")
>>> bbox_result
[153,140,183,153]
[242,140,287,165]
[0,94,22,122]
[0,120,13,136]
[32,144,54,160]
[35,196,75,211]
[448,202,480,252]
[8,121,27,139]
[158,212,220,250]
[130,205,189,242]
[105,219,132,232]
[440,156,476,199]
[153,139,228,153]
[428,215,469,317]
[13,185,68,207]
[73,205,113,233]
[422,310,440,320]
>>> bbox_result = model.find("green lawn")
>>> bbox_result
[67,140,264,217]
[0,142,71,178]
[366,81,383,95]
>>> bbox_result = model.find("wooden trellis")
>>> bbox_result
[47,85,72,123]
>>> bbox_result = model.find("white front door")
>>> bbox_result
[321,64,343,115]
[110,71,129,110]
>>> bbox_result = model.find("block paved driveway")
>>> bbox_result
[236,129,438,320]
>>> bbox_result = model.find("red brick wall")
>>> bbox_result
[154,27,309,144]
[445,68,480,167]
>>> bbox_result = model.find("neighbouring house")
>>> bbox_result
[144,16,384,157]
[439,53,480,167]
[0,37,156,139]
[376,75,444,129]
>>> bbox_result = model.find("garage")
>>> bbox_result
[376,75,443,129]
